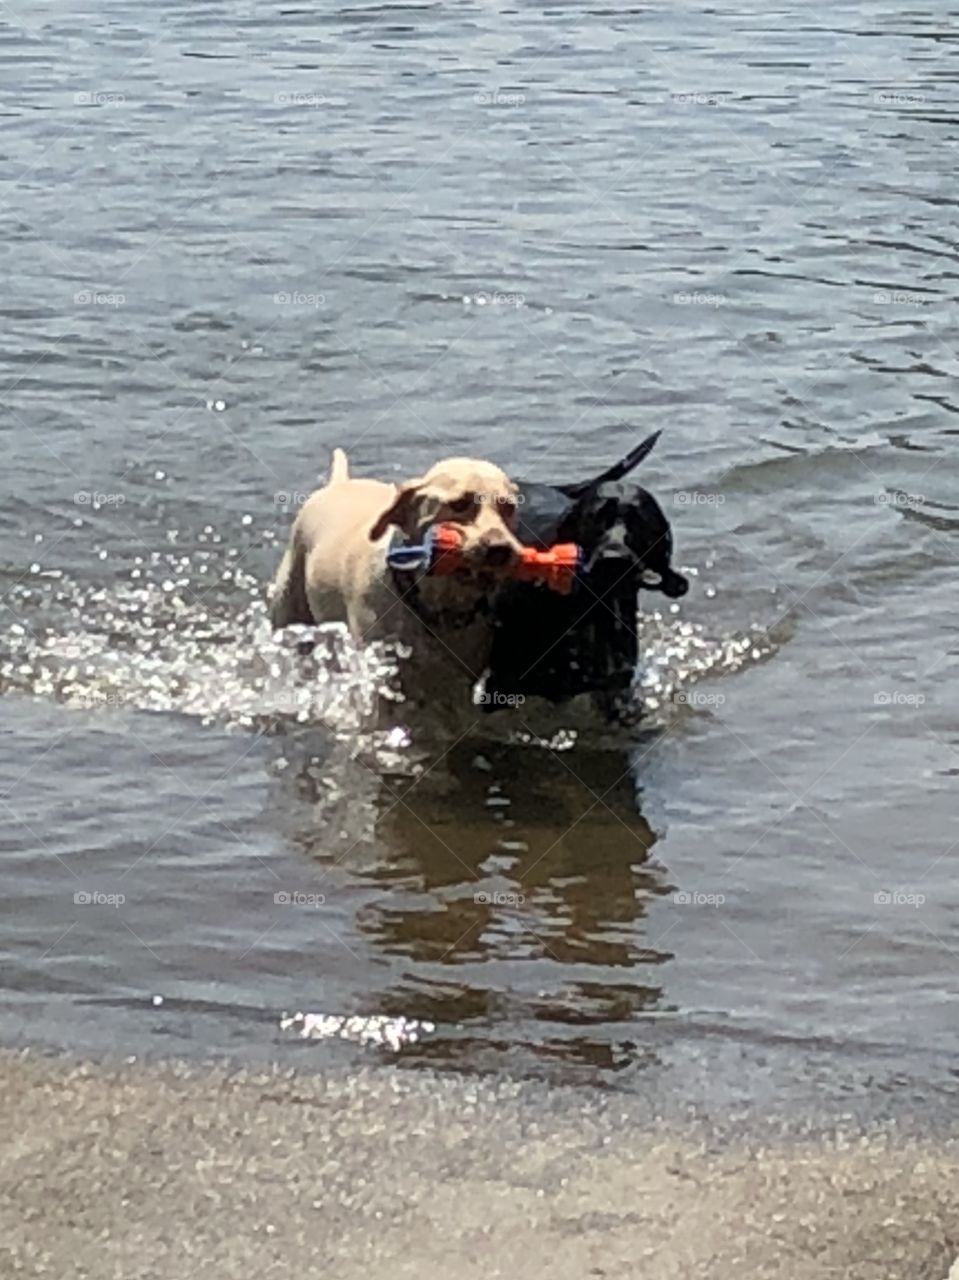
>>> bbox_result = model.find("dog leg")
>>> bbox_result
[269,540,313,629]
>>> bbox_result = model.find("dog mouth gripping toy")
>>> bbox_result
[387,524,582,596]
[386,433,688,717]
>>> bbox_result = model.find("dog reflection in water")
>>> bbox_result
[277,728,673,1075]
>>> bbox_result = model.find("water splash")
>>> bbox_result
[638,603,778,723]
[1,551,397,736]
[0,540,779,742]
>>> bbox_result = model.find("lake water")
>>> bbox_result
[1,0,957,1113]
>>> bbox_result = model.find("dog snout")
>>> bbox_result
[597,537,629,562]
[461,530,521,569]
[482,541,515,568]
[588,526,633,570]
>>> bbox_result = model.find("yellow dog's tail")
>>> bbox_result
[329,447,349,484]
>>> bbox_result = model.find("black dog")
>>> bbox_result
[482,432,688,718]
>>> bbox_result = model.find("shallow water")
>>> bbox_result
[1,0,957,1106]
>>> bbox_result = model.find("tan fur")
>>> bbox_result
[269,450,523,694]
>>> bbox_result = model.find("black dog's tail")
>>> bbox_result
[560,429,661,498]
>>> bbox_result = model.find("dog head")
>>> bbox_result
[564,481,688,599]
[484,435,689,715]
[370,457,523,570]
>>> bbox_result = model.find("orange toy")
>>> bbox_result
[388,523,581,595]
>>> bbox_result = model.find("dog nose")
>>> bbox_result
[483,542,514,568]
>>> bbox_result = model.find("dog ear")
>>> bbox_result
[661,568,688,598]
[369,480,424,541]
[642,567,688,598]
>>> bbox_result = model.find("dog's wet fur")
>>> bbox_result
[269,434,687,724]
[483,432,688,719]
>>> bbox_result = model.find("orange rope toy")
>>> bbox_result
[387,523,581,595]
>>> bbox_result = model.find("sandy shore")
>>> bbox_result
[1,1050,958,1279]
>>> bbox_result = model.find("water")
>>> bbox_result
[1,1,957,1109]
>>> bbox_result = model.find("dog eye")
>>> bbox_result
[448,495,474,514]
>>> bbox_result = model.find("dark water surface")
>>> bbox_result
[1,0,957,1110]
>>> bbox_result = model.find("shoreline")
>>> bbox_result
[2,1049,958,1279]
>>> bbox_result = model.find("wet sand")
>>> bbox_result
[2,1050,958,1280]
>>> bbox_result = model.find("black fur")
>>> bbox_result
[483,434,688,716]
